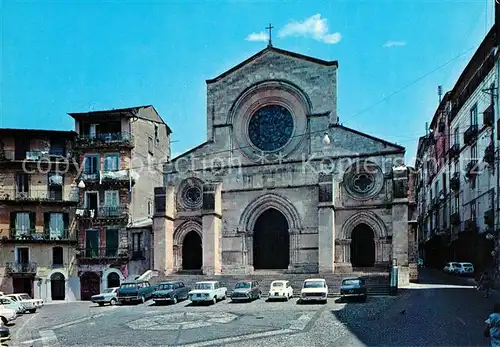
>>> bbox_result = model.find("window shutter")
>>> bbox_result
[9,212,16,230]
[44,213,50,232]
[29,212,36,231]
[63,213,69,232]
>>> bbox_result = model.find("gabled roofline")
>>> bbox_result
[171,141,212,161]
[206,45,338,84]
[334,124,405,152]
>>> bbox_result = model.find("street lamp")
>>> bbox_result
[77,180,85,189]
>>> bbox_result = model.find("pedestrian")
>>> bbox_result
[485,303,500,346]
[479,272,493,298]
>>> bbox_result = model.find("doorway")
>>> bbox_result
[50,272,66,300]
[350,224,376,267]
[85,191,99,211]
[85,229,99,258]
[12,278,33,297]
[107,272,120,288]
[253,208,290,270]
[80,272,100,300]
[182,231,202,270]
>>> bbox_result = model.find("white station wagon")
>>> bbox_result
[188,281,227,305]
[268,280,294,301]
[5,293,42,313]
[300,278,328,304]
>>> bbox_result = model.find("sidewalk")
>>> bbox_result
[43,300,87,305]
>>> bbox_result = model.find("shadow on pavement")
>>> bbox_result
[330,269,492,346]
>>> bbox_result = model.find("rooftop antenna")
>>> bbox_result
[438,85,443,104]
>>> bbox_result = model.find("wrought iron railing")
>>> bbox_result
[6,262,37,274]
[0,149,71,162]
[2,228,76,241]
[75,206,128,218]
[75,132,134,147]
[77,247,129,259]
[0,188,78,203]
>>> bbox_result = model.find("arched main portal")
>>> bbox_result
[107,272,120,288]
[253,208,290,269]
[50,272,65,301]
[80,272,100,301]
[350,224,375,267]
[182,231,202,270]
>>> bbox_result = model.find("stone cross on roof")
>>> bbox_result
[266,23,274,47]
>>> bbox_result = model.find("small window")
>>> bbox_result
[470,103,478,126]
[454,128,459,145]
[154,125,159,142]
[104,154,119,172]
[148,200,153,216]
[52,247,63,266]
[148,136,154,155]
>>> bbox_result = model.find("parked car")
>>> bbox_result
[0,297,26,314]
[4,294,42,313]
[117,280,155,304]
[457,262,475,277]
[443,262,461,274]
[0,322,9,342]
[231,281,261,302]
[340,277,367,301]
[267,280,294,301]
[152,281,190,305]
[188,281,227,305]
[91,287,119,306]
[299,278,328,304]
[0,305,17,325]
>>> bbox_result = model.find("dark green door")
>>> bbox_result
[106,229,119,257]
[85,229,99,258]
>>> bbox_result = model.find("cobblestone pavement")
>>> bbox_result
[3,270,496,346]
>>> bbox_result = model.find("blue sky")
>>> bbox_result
[1,0,495,163]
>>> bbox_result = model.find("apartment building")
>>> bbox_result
[69,105,170,300]
[416,26,498,272]
[0,128,80,302]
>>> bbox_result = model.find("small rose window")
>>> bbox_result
[352,173,375,194]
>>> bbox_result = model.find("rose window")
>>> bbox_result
[248,105,294,152]
[352,173,375,194]
[182,186,202,209]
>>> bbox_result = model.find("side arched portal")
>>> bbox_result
[107,272,120,288]
[182,230,203,270]
[350,224,375,267]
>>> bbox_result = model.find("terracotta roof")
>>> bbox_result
[206,45,338,84]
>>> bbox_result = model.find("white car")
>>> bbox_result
[5,294,42,313]
[188,281,227,305]
[268,280,294,301]
[0,305,17,325]
[457,262,475,276]
[300,278,328,304]
[443,262,461,274]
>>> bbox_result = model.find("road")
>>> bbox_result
[3,269,495,346]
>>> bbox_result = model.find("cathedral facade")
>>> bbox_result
[153,44,411,286]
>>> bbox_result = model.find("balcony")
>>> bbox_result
[484,209,494,228]
[6,262,37,275]
[77,247,129,260]
[1,229,76,243]
[74,132,134,149]
[450,212,460,225]
[0,149,73,166]
[75,206,129,225]
[484,144,495,165]
[79,170,136,188]
[0,188,78,205]
[463,125,478,146]
[483,104,494,127]
[448,144,460,161]
[465,160,479,179]
[450,172,460,191]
